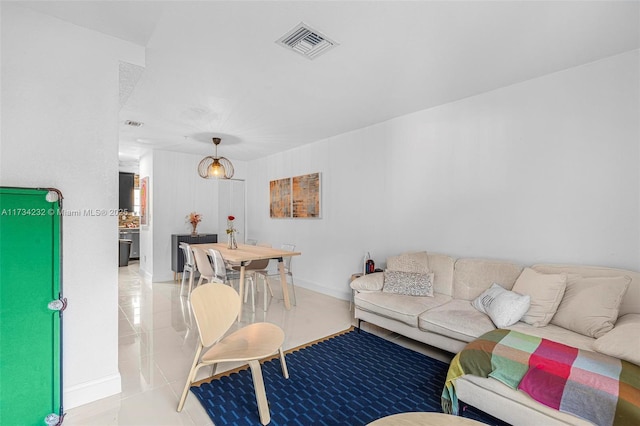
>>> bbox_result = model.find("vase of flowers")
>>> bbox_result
[187,212,202,236]
[226,215,238,249]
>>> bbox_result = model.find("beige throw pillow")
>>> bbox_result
[349,272,385,293]
[593,314,640,366]
[512,268,567,327]
[550,275,630,338]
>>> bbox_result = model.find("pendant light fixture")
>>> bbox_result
[197,137,234,179]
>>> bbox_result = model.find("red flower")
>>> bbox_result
[228,215,235,221]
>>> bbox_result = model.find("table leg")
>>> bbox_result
[278,258,291,310]
[238,263,246,321]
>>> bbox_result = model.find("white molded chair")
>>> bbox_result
[257,243,297,306]
[208,248,258,311]
[179,242,197,296]
[192,247,217,288]
[177,283,289,425]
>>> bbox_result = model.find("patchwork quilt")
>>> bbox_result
[441,329,640,426]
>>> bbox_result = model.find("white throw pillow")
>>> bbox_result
[472,283,531,328]
[512,268,567,327]
[382,270,434,297]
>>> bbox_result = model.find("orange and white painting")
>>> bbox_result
[269,178,291,218]
[292,173,320,218]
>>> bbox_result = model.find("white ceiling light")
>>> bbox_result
[276,22,338,60]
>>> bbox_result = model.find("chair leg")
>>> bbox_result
[278,347,289,379]
[177,345,203,412]
[180,270,187,297]
[265,276,274,297]
[248,360,271,425]
[187,271,195,295]
[262,275,269,312]
[250,277,256,312]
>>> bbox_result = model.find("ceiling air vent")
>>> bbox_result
[276,22,338,60]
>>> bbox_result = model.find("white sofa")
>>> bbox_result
[350,252,640,426]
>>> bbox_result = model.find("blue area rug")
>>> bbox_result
[191,328,509,425]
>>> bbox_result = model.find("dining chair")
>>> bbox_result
[177,283,289,425]
[192,247,216,290]
[230,243,273,310]
[257,243,297,306]
[208,248,257,311]
[179,242,197,297]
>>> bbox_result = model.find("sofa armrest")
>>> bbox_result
[350,272,384,292]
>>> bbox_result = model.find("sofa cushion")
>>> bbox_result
[593,314,640,366]
[350,272,384,293]
[506,322,595,352]
[382,270,434,297]
[453,258,523,301]
[419,299,496,342]
[387,251,430,273]
[355,291,451,327]
[550,275,630,338]
[387,251,455,296]
[472,283,530,328]
[512,268,567,327]
[532,264,640,317]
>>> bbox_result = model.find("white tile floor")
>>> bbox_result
[63,261,452,425]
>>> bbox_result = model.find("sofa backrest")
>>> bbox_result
[532,264,640,316]
[453,258,524,300]
[387,252,455,296]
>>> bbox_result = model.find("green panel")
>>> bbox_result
[0,187,61,425]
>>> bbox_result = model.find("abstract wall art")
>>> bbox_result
[292,173,320,218]
[269,177,291,218]
[270,172,321,219]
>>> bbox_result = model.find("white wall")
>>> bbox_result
[141,149,247,282]
[138,151,154,280]
[1,5,144,407]
[247,50,640,300]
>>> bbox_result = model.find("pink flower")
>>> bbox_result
[186,212,202,226]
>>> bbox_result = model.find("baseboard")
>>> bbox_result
[64,373,121,409]
[150,271,175,283]
[139,267,153,282]
[295,278,351,301]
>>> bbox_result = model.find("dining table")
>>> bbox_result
[190,242,301,320]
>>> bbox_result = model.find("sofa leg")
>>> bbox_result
[357,319,362,333]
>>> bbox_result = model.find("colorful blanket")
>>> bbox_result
[441,329,640,426]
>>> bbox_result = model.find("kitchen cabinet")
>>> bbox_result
[119,172,134,212]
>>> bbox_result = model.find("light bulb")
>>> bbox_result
[207,159,225,178]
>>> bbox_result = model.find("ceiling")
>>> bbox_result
[17,1,640,165]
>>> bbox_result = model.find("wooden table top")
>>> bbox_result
[191,242,301,264]
[368,412,484,425]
